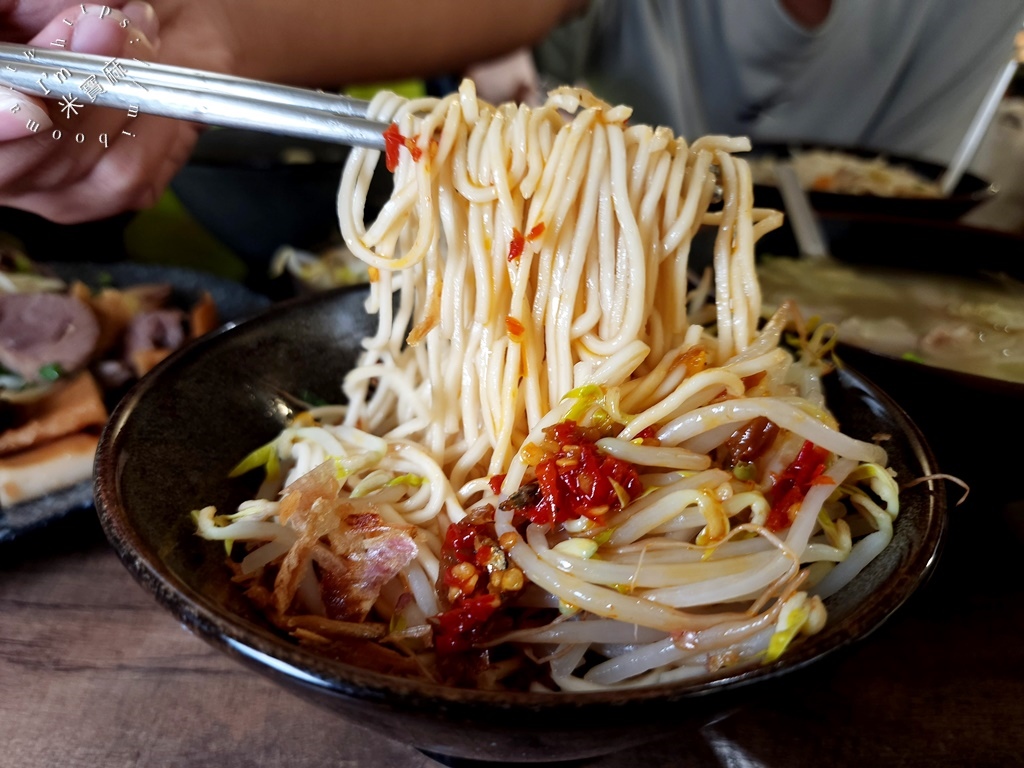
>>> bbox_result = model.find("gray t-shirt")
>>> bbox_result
[535,0,1024,165]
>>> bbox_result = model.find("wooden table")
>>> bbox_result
[3,481,1023,767]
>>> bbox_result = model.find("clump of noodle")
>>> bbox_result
[337,81,796,486]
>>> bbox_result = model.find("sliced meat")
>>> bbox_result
[123,308,186,377]
[0,292,100,382]
[124,308,186,356]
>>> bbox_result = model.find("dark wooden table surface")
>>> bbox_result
[2,440,1023,767]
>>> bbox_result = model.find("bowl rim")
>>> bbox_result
[93,285,949,712]
[836,341,1024,398]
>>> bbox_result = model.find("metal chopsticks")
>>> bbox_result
[938,21,1023,197]
[0,42,388,150]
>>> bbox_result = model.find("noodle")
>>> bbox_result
[194,80,899,691]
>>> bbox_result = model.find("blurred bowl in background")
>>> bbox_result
[748,142,995,221]
[756,212,1024,276]
[170,128,392,280]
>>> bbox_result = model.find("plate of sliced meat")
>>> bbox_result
[0,257,270,542]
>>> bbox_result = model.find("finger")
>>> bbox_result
[2,2,149,42]
[120,1,160,50]
[10,120,198,223]
[70,9,184,212]
[0,91,53,140]
[0,2,185,222]
[5,6,158,186]
[116,122,199,213]
[25,5,124,52]
[0,5,133,144]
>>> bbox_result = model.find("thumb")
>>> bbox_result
[28,5,132,55]
[0,5,146,141]
[0,90,52,140]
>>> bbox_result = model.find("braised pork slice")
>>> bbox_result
[0,292,100,382]
[124,308,186,376]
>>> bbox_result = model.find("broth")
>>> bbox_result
[758,257,1024,384]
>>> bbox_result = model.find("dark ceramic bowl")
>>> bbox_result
[832,345,1024,512]
[749,142,995,221]
[93,285,947,765]
[756,212,1024,276]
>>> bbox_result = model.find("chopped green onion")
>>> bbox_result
[563,383,604,423]
[37,362,65,382]
[732,462,757,481]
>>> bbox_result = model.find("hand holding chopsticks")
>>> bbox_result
[0,4,212,223]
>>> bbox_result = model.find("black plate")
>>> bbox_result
[749,142,995,221]
[0,262,270,543]
[93,284,946,764]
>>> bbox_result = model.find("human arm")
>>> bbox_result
[153,0,588,87]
